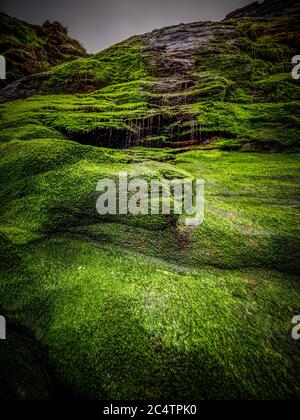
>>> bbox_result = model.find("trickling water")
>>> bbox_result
[158,113,161,137]
[109,128,112,145]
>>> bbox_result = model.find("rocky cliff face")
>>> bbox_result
[0,13,86,87]
[0,0,299,151]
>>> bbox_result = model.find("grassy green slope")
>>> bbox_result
[0,139,299,399]
[1,235,299,400]
[1,13,299,150]
[0,4,300,400]
[0,13,86,86]
[1,91,299,151]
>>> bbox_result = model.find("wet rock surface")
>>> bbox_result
[142,22,236,77]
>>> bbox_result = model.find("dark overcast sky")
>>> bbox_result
[0,0,254,53]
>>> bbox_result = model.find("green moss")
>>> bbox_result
[1,12,299,150]
[0,139,188,243]
[0,149,299,399]
[227,88,254,104]
[254,73,300,102]
[1,89,299,151]
[40,39,150,94]
[0,14,86,85]
[192,101,300,150]
[239,37,292,62]
[94,39,151,82]
[1,235,299,400]
[143,136,169,143]
[0,9,300,400]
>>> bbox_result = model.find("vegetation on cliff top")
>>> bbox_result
[0,13,86,87]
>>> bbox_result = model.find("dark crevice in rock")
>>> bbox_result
[0,315,81,400]
[57,116,236,150]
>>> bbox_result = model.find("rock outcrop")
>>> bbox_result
[0,13,86,87]
[0,0,299,151]
[225,0,300,19]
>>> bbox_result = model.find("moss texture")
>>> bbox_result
[0,0,300,400]
[0,13,86,86]
[1,12,299,150]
